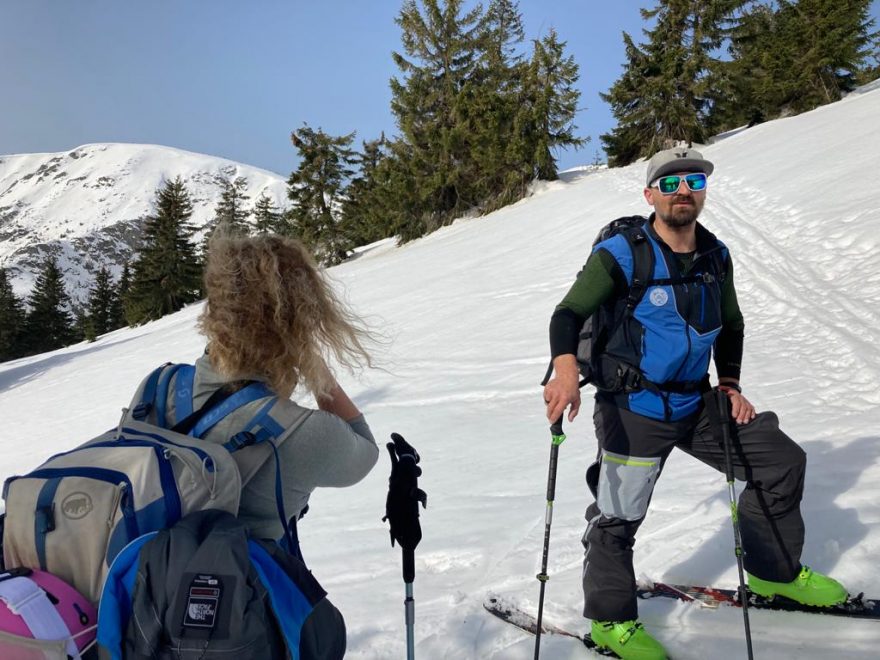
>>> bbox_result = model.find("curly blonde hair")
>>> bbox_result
[199,233,372,400]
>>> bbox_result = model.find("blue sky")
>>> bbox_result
[2,1,878,176]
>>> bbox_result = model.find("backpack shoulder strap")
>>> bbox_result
[169,381,273,436]
[171,364,196,422]
[621,225,655,312]
[130,363,171,421]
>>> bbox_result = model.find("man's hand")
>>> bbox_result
[718,384,756,425]
[543,354,581,422]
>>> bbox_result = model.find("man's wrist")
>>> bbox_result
[719,381,742,393]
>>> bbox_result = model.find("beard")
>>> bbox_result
[657,198,701,227]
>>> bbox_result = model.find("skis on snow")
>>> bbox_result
[483,594,631,658]
[485,582,878,659]
[638,581,880,619]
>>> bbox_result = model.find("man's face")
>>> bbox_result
[643,171,707,227]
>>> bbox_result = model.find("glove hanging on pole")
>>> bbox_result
[383,432,427,582]
[383,433,427,660]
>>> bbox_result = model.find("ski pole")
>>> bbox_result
[534,417,566,660]
[382,433,427,660]
[716,389,755,660]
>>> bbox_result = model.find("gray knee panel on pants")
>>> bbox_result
[595,450,662,522]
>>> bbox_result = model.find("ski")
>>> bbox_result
[638,581,880,619]
[483,594,625,658]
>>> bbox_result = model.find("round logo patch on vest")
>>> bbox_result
[61,492,93,519]
[649,288,669,307]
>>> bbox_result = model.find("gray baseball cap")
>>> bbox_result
[646,147,714,186]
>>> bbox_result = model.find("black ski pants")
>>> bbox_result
[581,391,806,622]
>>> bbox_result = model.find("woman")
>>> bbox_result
[129,233,378,658]
[192,232,379,540]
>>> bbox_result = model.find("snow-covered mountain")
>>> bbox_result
[0,142,288,304]
[2,82,880,658]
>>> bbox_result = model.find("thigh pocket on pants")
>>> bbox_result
[596,450,661,522]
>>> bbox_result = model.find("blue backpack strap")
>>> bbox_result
[189,382,275,438]
[223,399,300,553]
[172,364,196,423]
[155,364,183,428]
[131,363,170,421]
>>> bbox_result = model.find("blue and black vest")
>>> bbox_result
[592,217,728,421]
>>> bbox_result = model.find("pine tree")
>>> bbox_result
[87,266,116,338]
[340,135,396,247]
[203,176,251,252]
[127,178,202,324]
[253,192,284,234]
[113,263,131,329]
[466,0,528,205]
[390,0,485,233]
[601,0,742,166]
[710,1,877,132]
[288,124,357,265]
[706,1,779,133]
[526,28,587,180]
[0,268,25,361]
[23,256,75,355]
[776,0,877,112]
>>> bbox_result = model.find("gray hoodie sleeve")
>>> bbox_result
[290,410,380,489]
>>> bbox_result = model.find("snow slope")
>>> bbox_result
[2,84,879,658]
[0,142,287,302]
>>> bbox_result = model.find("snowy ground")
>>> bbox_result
[2,84,880,659]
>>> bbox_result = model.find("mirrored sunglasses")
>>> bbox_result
[651,173,708,195]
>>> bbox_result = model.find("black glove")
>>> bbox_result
[383,433,427,555]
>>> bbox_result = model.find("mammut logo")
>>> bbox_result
[61,493,93,519]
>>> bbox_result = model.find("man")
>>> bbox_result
[543,147,847,660]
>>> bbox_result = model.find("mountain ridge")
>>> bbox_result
[0,142,288,305]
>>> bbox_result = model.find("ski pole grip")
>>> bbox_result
[550,417,564,437]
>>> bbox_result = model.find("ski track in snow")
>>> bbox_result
[2,85,880,658]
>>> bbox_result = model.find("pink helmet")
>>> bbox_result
[0,567,97,659]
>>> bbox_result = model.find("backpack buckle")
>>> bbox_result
[131,402,152,421]
[702,272,715,283]
[225,432,257,452]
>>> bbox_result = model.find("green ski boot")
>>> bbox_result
[590,620,667,660]
[748,566,847,607]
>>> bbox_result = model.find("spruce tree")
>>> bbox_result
[87,266,116,338]
[601,0,742,166]
[253,192,284,234]
[526,28,587,180]
[706,1,779,133]
[0,268,25,361]
[776,0,877,112]
[203,176,251,252]
[23,256,75,355]
[127,177,202,324]
[288,124,357,265]
[467,0,528,205]
[113,263,131,329]
[390,0,485,233]
[340,136,396,247]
